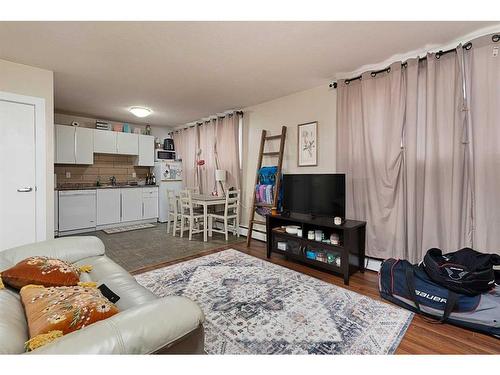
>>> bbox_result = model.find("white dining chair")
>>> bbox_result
[166,189,181,236]
[208,189,240,241]
[186,186,200,195]
[179,189,205,240]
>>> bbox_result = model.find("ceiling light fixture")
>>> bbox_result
[129,106,152,118]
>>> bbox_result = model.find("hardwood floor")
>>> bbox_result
[133,239,500,354]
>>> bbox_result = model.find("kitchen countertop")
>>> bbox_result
[55,184,159,191]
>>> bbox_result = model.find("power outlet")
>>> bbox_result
[132,172,137,178]
[65,171,71,179]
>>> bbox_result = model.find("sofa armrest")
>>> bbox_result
[26,296,205,354]
[0,237,105,269]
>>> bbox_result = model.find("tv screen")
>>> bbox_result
[282,174,345,217]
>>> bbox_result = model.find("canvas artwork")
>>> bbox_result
[298,121,318,166]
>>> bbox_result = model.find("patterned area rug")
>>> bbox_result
[102,223,156,234]
[135,249,413,354]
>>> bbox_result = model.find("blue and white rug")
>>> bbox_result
[135,249,413,354]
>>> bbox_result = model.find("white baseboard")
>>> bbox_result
[238,225,381,272]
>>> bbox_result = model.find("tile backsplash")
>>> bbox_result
[55,154,150,186]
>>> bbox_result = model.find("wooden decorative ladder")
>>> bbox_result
[246,125,287,247]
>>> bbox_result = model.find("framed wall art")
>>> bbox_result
[297,121,317,167]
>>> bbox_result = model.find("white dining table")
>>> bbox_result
[190,194,226,242]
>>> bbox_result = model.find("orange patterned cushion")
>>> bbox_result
[20,285,119,348]
[1,256,81,289]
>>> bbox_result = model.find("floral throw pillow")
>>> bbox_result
[1,256,84,289]
[20,284,119,351]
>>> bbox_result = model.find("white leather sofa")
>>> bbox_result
[0,236,205,354]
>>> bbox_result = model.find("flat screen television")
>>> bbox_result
[282,174,345,218]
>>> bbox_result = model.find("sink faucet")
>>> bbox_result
[109,176,117,186]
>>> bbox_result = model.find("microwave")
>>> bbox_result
[155,149,176,161]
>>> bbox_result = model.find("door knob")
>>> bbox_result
[17,187,33,192]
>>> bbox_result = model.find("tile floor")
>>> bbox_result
[78,223,244,272]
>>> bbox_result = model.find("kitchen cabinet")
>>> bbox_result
[55,125,94,164]
[94,129,117,154]
[55,125,75,163]
[136,135,155,166]
[142,187,159,219]
[120,188,143,222]
[97,189,121,225]
[57,187,158,234]
[54,191,58,234]
[56,127,147,163]
[75,127,94,164]
[143,197,158,219]
[116,133,139,155]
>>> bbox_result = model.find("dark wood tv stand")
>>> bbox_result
[266,213,366,285]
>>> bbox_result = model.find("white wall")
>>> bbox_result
[240,84,337,228]
[0,59,54,239]
[54,112,173,142]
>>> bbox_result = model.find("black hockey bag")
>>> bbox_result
[379,258,500,338]
[423,247,500,296]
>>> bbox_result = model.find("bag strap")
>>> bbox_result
[405,266,459,323]
[405,266,421,313]
[441,290,459,322]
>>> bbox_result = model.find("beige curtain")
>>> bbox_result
[465,34,500,252]
[215,112,241,192]
[337,62,406,259]
[198,119,217,195]
[173,112,241,195]
[337,32,500,261]
[404,50,472,262]
[173,126,199,189]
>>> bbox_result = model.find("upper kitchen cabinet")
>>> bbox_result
[55,125,94,164]
[56,127,151,163]
[135,135,155,166]
[116,132,139,155]
[94,129,117,154]
[55,125,75,163]
[75,127,94,164]
[94,131,139,155]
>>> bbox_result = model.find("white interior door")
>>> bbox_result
[0,99,36,250]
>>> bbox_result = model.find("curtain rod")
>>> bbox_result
[328,35,495,88]
[169,110,243,134]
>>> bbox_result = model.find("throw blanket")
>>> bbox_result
[255,166,281,216]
